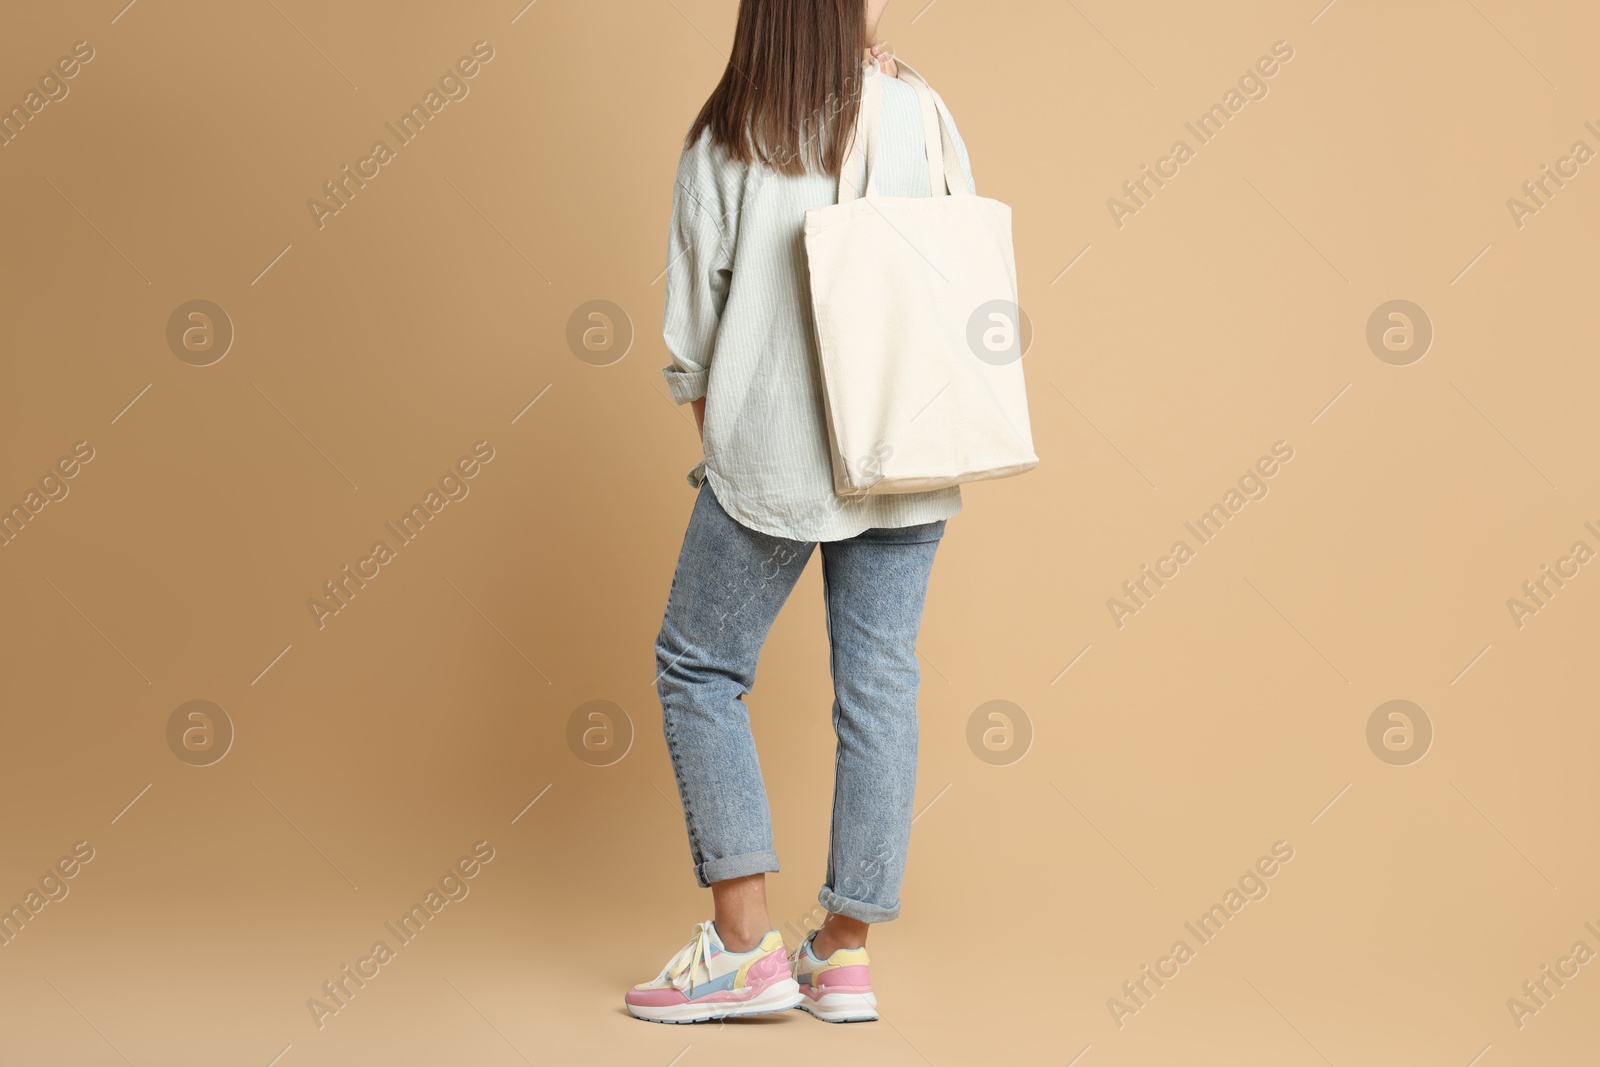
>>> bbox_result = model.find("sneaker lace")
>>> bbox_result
[788,929,815,973]
[662,919,718,994]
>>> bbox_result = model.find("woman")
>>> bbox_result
[625,0,978,1025]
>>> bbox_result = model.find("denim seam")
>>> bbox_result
[659,554,707,878]
[662,701,706,874]
[821,553,848,906]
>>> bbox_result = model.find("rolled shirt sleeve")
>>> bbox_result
[661,174,733,405]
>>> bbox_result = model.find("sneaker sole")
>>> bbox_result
[797,990,879,1023]
[627,977,803,1024]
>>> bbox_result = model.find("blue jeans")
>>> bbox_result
[654,482,946,923]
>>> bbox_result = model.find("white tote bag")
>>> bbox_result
[804,58,1039,495]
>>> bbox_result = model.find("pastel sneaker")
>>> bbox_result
[625,919,801,1024]
[790,929,879,1022]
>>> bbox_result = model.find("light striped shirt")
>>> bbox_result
[660,62,976,542]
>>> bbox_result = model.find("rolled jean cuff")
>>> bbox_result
[696,849,779,888]
[818,885,899,924]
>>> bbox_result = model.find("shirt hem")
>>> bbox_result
[700,464,962,542]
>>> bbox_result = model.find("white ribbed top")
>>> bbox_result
[660,62,975,541]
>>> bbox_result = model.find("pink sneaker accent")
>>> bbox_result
[811,963,872,994]
[745,947,790,984]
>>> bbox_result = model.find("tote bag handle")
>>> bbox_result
[838,58,973,204]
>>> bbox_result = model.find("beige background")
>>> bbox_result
[2,0,1597,1064]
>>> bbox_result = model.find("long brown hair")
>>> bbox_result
[683,0,870,177]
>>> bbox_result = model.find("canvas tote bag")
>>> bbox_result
[803,58,1039,495]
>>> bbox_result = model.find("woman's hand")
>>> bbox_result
[691,396,706,440]
[870,43,898,78]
